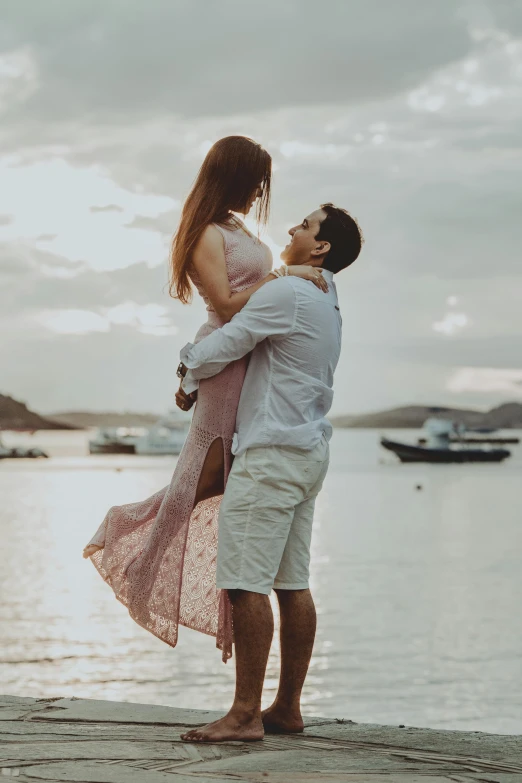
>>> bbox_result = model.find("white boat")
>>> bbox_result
[134,414,188,455]
[382,417,512,463]
[88,427,144,455]
[422,417,457,448]
[0,437,48,459]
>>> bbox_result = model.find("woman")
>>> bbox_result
[83,136,327,661]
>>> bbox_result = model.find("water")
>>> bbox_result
[1,428,521,734]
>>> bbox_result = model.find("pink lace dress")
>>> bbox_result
[86,221,272,662]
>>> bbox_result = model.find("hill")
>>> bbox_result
[331,402,522,429]
[0,394,77,431]
[49,411,161,428]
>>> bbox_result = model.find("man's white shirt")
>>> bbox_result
[180,269,342,456]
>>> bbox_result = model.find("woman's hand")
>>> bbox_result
[287,265,328,292]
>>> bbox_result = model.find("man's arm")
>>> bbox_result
[180,280,295,394]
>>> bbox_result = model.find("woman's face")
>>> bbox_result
[240,184,264,216]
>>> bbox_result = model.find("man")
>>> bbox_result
[178,204,363,742]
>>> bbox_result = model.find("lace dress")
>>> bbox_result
[86,221,272,661]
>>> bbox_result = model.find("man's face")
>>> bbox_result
[280,208,328,265]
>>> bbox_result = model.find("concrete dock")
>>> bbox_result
[1,694,521,782]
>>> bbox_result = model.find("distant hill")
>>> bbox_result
[331,403,522,429]
[49,411,161,429]
[0,394,77,431]
[5,391,522,432]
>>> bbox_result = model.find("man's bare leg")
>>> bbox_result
[262,588,316,733]
[181,589,273,742]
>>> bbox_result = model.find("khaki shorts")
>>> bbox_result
[216,437,330,595]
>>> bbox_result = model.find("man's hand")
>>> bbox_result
[175,383,198,412]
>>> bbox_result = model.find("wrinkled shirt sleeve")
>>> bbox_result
[180,280,296,394]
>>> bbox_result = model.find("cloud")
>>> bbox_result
[90,204,124,213]
[0,245,170,313]
[38,308,110,335]
[0,46,38,112]
[433,312,469,336]
[124,209,180,236]
[447,367,522,396]
[36,302,178,336]
[0,1,521,414]
[1,2,475,126]
[0,157,178,270]
[104,301,178,336]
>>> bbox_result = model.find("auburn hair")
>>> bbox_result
[169,136,272,303]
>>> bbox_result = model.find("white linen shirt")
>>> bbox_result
[180,270,342,456]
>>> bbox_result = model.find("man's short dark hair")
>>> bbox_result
[316,203,363,273]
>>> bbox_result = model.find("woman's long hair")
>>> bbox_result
[169,136,272,303]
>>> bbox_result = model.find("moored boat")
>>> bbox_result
[88,413,188,456]
[381,437,511,463]
[88,428,142,455]
[0,441,48,459]
[134,414,187,455]
[450,435,520,445]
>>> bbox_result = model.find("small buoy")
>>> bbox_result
[415,484,423,491]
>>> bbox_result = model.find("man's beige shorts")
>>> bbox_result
[216,436,330,595]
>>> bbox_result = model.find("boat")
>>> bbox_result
[0,439,48,460]
[88,428,142,455]
[88,414,188,456]
[134,414,187,455]
[447,424,519,444]
[450,435,520,445]
[381,417,511,463]
[381,437,511,463]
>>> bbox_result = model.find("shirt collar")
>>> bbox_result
[321,269,334,283]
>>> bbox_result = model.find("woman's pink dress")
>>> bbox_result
[86,222,272,662]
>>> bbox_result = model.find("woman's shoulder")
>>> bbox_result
[190,224,226,260]
[209,220,243,253]
[194,219,253,263]
[199,223,225,244]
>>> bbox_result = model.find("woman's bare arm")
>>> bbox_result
[191,225,327,323]
[191,225,277,322]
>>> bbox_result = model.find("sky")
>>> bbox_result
[1,0,521,416]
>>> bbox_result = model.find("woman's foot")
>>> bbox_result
[261,704,305,734]
[181,709,264,743]
[83,545,102,559]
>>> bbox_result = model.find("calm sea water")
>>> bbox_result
[1,428,521,734]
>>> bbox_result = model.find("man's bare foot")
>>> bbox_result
[181,710,264,743]
[83,545,102,559]
[262,704,304,734]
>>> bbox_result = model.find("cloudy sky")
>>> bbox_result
[1,0,521,416]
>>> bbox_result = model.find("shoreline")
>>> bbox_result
[2,693,521,781]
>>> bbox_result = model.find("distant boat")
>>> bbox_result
[442,420,519,445]
[381,437,511,464]
[381,417,512,463]
[88,413,188,456]
[88,427,143,455]
[134,414,187,455]
[0,439,48,460]
[450,435,520,445]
